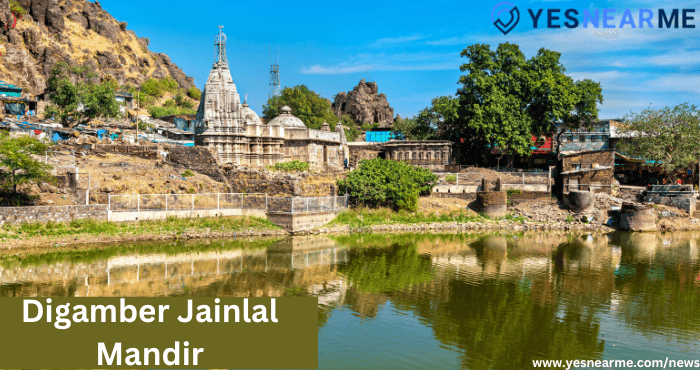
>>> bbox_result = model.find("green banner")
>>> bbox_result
[0,297,318,369]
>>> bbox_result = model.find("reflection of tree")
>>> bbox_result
[381,237,610,370]
[338,243,434,294]
[614,235,700,339]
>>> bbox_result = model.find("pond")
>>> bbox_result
[1,231,699,369]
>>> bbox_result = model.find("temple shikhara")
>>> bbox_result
[194,27,348,170]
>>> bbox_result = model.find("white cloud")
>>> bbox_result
[372,34,428,47]
[300,51,461,74]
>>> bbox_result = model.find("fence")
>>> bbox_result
[266,196,349,214]
[107,193,348,214]
[438,171,550,186]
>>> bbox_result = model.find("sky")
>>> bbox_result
[96,0,700,120]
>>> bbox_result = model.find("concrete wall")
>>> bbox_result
[267,211,340,232]
[109,208,266,222]
[0,205,108,225]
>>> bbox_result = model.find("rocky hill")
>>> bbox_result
[332,79,395,128]
[0,0,194,95]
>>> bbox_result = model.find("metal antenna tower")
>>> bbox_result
[215,26,228,67]
[269,45,281,99]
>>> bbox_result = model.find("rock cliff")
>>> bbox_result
[0,0,194,95]
[332,79,394,128]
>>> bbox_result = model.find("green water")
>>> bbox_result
[2,232,699,369]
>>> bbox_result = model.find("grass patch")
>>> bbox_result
[0,216,280,242]
[181,169,194,177]
[329,206,486,227]
[267,160,310,172]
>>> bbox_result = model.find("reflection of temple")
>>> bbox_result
[194,27,348,170]
[0,237,348,302]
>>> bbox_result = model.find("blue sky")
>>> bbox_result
[98,0,700,120]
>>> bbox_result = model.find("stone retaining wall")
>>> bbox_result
[508,191,550,205]
[645,194,696,214]
[0,205,108,225]
[224,168,344,197]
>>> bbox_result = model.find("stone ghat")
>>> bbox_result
[0,205,108,225]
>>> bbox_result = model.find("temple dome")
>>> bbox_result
[241,103,262,124]
[267,105,306,128]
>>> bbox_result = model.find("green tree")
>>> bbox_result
[263,85,339,130]
[0,133,54,193]
[45,62,120,127]
[457,43,603,164]
[337,158,438,211]
[615,103,700,180]
[393,96,460,141]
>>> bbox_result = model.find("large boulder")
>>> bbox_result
[30,0,50,25]
[46,6,65,33]
[332,79,395,127]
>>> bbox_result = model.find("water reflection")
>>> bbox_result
[2,231,700,369]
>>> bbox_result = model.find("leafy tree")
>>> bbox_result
[615,103,700,180]
[0,133,54,193]
[45,62,120,127]
[457,43,603,164]
[263,85,339,130]
[337,158,438,211]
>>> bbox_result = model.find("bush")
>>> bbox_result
[188,86,202,100]
[181,169,194,177]
[147,105,196,118]
[140,78,163,97]
[445,174,457,183]
[337,158,438,211]
[268,160,310,172]
[9,0,27,17]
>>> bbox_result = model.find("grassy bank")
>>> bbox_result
[0,216,281,244]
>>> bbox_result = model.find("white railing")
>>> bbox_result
[107,193,348,214]
[267,196,349,214]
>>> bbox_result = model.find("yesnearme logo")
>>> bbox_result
[492,3,698,34]
[492,2,520,35]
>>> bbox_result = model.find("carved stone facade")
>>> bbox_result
[194,28,348,170]
[384,140,453,171]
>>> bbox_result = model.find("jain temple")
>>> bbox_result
[193,28,349,170]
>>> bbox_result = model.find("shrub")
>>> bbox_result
[181,169,194,177]
[147,105,196,118]
[188,86,202,100]
[140,78,163,97]
[445,174,457,183]
[9,0,27,17]
[268,160,310,172]
[337,158,438,211]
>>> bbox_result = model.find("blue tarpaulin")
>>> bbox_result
[5,102,24,115]
[52,132,67,142]
[96,129,107,139]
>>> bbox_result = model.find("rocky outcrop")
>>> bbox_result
[0,0,195,95]
[332,79,395,128]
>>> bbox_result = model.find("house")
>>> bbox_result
[559,149,614,195]
[115,91,134,114]
[0,81,22,97]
